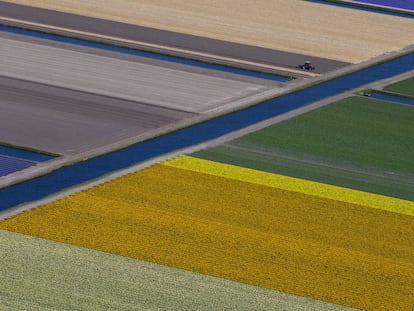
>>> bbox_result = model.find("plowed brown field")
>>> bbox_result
[5,0,414,63]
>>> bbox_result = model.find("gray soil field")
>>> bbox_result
[0,1,350,74]
[0,36,269,113]
[0,76,195,155]
[0,33,279,155]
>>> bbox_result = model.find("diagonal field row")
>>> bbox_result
[1,156,413,310]
[2,230,354,311]
[0,35,268,114]
[4,0,414,63]
[165,156,414,215]
[1,2,413,310]
[194,95,414,201]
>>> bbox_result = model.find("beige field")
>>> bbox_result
[4,0,414,63]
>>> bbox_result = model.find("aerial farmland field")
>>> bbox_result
[1,155,413,310]
[194,95,414,200]
[1,0,414,310]
[5,230,349,311]
[4,0,414,63]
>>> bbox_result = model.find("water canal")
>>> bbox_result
[0,27,413,211]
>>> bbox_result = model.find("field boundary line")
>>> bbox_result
[163,156,414,216]
[0,17,317,77]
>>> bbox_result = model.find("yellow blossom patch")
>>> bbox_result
[163,155,414,216]
[1,163,414,310]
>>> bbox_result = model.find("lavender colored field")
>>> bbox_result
[339,0,414,12]
[0,155,35,177]
[0,145,54,177]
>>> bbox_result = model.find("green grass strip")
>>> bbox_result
[233,96,414,174]
[194,144,414,201]
[195,96,414,201]
[384,77,414,97]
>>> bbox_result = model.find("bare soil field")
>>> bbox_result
[1,36,268,114]
[0,33,277,156]
[3,0,414,63]
[0,76,194,155]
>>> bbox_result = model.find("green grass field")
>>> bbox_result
[194,96,414,200]
[384,77,414,97]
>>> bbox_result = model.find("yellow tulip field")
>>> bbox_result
[1,155,414,310]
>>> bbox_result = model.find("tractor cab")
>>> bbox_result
[298,60,315,71]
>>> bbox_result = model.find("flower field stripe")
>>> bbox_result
[1,164,414,310]
[163,155,414,215]
[2,230,352,311]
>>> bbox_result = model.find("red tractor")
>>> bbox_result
[297,60,315,71]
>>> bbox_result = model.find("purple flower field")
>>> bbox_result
[340,0,414,12]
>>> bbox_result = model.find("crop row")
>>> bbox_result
[1,159,414,310]
[164,156,414,215]
[5,229,340,310]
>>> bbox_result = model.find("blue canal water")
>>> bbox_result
[1,49,413,210]
[367,91,414,106]
[0,26,290,82]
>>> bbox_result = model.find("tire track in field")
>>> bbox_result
[225,143,414,186]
